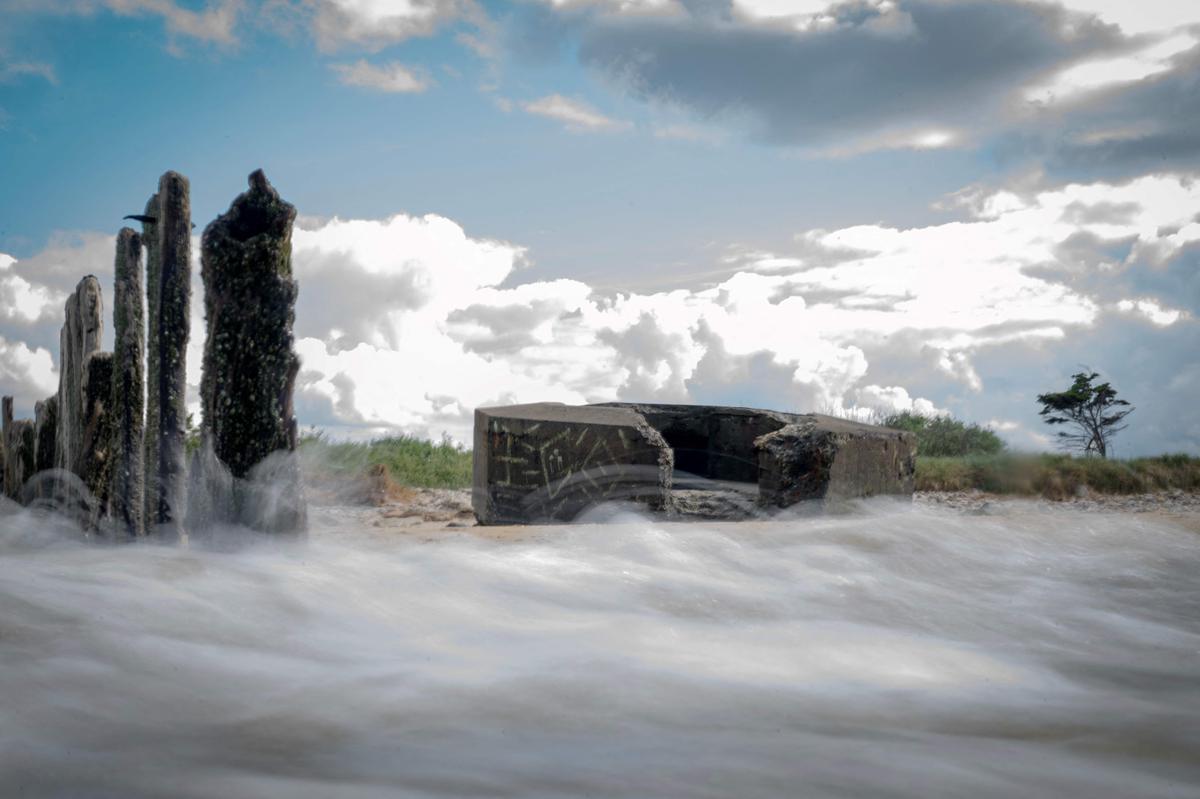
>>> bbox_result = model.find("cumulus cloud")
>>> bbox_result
[285,0,480,52]
[571,0,1125,149]
[0,334,57,414]
[512,0,1199,175]
[521,94,631,132]
[0,53,57,84]
[329,59,432,93]
[1034,42,1200,178]
[277,172,1200,448]
[1024,30,1197,105]
[3,174,1198,452]
[0,232,116,355]
[1053,0,1200,35]
[5,0,246,47]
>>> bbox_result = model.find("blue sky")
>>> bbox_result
[2,0,1199,454]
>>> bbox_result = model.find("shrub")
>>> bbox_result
[882,411,1006,457]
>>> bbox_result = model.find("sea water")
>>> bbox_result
[1,502,1198,798]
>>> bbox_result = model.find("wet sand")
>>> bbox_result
[315,488,1200,539]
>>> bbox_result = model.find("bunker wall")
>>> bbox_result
[473,404,672,525]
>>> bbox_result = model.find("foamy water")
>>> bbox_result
[2,501,1198,798]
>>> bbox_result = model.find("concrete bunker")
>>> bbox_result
[473,402,916,525]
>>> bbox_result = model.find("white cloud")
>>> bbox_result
[731,0,833,20]
[329,59,431,93]
[522,94,631,133]
[280,174,1200,442]
[1055,0,1200,35]
[1025,31,1198,105]
[0,254,59,324]
[104,0,242,46]
[1115,298,1184,326]
[301,0,471,51]
[0,56,57,84]
[851,384,940,417]
[3,174,1199,451]
[733,0,916,37]
[3,0,243,49]
[728,0,1200,36]
[816,125,964,157]
[541,0,681,14]
[0,334,57,414]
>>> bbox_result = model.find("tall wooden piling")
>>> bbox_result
[199,169,305,533]
[55,276,103,478]
[140,172,191,538]
[110,228,145,535]
[2,397,35,502]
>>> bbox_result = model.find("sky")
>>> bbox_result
[1,0,1198,455]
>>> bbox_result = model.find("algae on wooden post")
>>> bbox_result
[31,395,58,504]
[55,276,103,478]
[1,396,10,499]
[80,351,114,526]
[33,395,57,475]
[140,192,161,528]
[141,172,191,538]
[2,398,36,503]
[110,228,145,536]
[199,169,305,533]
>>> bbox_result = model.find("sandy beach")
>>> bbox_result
[313,488,1200,539]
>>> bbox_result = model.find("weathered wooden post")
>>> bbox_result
[139,172,191,538]
[31,395,58,504]
[55,276,103,478]
[110,228,145,535]
[1,396,9,499]
[198,169,305,533]
[33,396,57,475]
[79,351,113,527]
[2,398,35,502]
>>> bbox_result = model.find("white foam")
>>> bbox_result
[1,504,1198,798]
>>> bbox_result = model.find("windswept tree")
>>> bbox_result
[1036,372,1134,458]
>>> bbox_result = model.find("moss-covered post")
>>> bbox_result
[199,169,305,533]
[33,396,57,475]
[55,276,103,478]
[110,228,145,536]
[2,398,36,503]
[2,396,12,499]
[140,191,161,529]
[1,396,9,498]
[80,351,113,527]
[32,395,57,503]
[141,172,191,538]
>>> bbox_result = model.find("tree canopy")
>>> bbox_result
[1036,372,1133,458]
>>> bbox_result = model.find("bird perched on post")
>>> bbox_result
[123,214,194,229]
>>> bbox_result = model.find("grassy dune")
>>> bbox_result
[296,429,1200,501]
[915,453,1200,498]
[299,434,473,493]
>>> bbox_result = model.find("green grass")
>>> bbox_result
[296,430,1199,500]
[916,453,1200,498]
[299,433,472,489]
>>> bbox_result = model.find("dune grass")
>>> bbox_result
[915,453,1200,498]
[299,433,472,490]
[297,431,1199,500]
